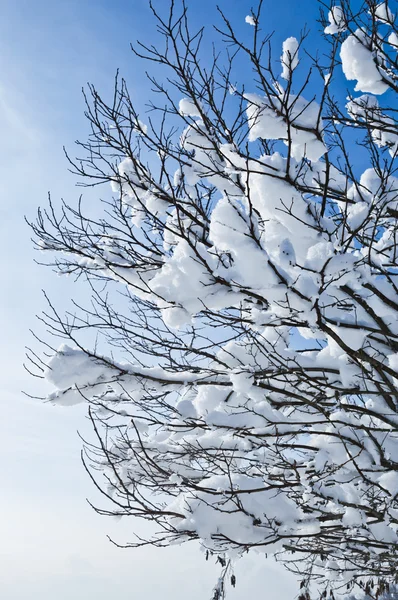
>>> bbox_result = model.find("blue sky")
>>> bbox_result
[1,0,331,598]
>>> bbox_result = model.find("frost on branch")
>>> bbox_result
[29,0,398,597]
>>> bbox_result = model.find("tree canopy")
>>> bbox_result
[29,1,398,597]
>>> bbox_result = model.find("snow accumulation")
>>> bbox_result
[280,37,299,80]
[42,9,398,591]
[245,92,326,161]
[324,6,347,35]
[178,98,203,118]
[374,1,395,23]
[245,15,256,26]
[389,30,398,47]
[341,29,389,94]
[346,94,398,157]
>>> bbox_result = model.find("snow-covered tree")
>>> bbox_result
[349,584,398,600]
[28,0,398,597]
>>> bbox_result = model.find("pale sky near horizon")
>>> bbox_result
[0,0,329,597]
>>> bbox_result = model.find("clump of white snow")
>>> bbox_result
[281,37,299,80]
[245,92,326,161]
[324,6,347,35]
[245,15,256,26]
[347,94,398,157]
[178,98,203,118]
[389,31,398,48]
[374,1,394,22]
[340,29,389,94]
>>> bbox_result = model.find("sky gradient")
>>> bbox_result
[1,0,331,597]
